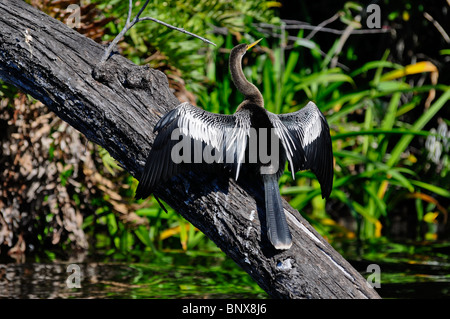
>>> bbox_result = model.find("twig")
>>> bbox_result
[138,17,216,47]
[255,21,390,35]
[101,0,145,63]
[254,26,350,71]
[330,21,355,68]
[305,13,341,40]
[423,11,450,44]
[101,0,215,63]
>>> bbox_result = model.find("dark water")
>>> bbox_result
[0,255,267,299]
[1,241,449,299]
[339,240,450,299]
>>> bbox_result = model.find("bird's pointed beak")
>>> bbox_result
[247,38,262,51]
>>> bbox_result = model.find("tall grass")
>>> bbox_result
[196,34,449,242]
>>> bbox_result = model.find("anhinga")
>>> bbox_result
[135,39,333,250]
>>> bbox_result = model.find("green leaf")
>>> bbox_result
[385,168,414,192]
[135,226,153,247]
[294,71,355,93]
[387,89,450,167]
[410,180,450,198]
[332,129,436,141]
[375,81,411,92]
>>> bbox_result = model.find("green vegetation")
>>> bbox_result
[83,0,449,256]
[1,0,449,298]
[201,35,449,244]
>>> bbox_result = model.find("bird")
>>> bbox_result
[135,39,334,250]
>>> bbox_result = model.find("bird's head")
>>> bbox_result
[231,38,262,57]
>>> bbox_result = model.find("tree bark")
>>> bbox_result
[0,0,380,299]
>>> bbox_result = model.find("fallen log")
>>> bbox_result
[0,0,380,299]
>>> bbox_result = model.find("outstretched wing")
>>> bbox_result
[277,101,334,199]
[266,112,306,177]
[135,102,251,199]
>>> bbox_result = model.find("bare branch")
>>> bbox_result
[138,17,216,47]
[101,0,215,63]
[100,0,142,62]
[423,11,450,44]
[254,14,388,70]
[330,22,355,68]
[134,0,150,22]
[305,13,341,40]
[255,21,390,35]
[253,25,350,71]
[126,0,133,25]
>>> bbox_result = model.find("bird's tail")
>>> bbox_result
[262,173,292,250]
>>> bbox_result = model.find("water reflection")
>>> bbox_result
[0,258,267,299]
[0,262,138,298]
[337,239,450,299]
[1,240,449,299]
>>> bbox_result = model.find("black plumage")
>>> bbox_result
[135,40,333,250]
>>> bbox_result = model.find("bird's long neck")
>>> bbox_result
[230,51,264,108]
